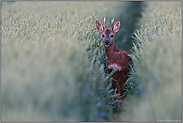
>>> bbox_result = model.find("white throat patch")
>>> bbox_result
[108,63,123,71]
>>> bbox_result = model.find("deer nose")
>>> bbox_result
[104,40,110,47]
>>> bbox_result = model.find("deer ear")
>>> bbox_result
[96,20,104,33]
[112,21,121,33]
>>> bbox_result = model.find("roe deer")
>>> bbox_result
[96,17,132,99]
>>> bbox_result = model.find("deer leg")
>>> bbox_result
[112,80,120,94]
[118,76,129,99]
[112,79,122,100]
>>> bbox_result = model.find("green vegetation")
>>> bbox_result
[120,1,182,121]
[1,1,182,122]
[111,1,145,52]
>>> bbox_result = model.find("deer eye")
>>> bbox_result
[102,34,105,37]
[110,35,114,37]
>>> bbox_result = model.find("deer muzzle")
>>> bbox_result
[104,40,110,47]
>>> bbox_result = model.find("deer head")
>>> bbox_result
[96,17,121,47]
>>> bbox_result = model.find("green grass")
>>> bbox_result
[1,1,182,122]
[119,1,182,121]
[1,1,118,121]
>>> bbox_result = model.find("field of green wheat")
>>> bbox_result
[1,1,182,122]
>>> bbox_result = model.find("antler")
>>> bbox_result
[109,18,114,28]
[104,17,107,28]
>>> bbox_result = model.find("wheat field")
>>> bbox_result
[1,1,182,122]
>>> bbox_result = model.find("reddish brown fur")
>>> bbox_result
[96,18,132,99]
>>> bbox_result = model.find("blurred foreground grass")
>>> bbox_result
[2,1,117,121]
[119,1,182,121]
[1,1,182,122]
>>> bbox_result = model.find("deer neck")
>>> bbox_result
[104,41,119,60]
